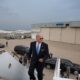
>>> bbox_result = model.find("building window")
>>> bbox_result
[65,24,69,27]
[56,23,64,27]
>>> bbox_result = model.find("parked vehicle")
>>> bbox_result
[45,57,57,69]
[44,57,80,74]
[0,43,5,48]
[72,63,80,74]
[14,45,29,55]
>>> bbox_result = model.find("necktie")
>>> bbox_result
[36,43,40,55]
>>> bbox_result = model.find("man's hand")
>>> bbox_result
[39,58,43,62]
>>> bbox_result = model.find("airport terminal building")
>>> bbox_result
[32,21,80,45]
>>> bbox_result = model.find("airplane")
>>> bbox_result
[0,51,29,80]
[0,51,76,80]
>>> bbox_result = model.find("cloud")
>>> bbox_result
[0,0,80,24]
[0,5,20,24]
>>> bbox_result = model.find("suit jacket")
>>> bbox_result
[28,41,49,64]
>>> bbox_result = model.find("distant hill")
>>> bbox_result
[0,24,31,31]
[0,30,31,33]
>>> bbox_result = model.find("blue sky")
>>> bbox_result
[0,0,80,30]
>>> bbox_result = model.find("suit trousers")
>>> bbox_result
[28,62,44,80]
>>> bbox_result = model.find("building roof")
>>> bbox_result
[32,21,80,28]
[70,21,80,28]
[32,22,68,28]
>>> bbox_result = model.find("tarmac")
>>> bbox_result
[0,39,80,80]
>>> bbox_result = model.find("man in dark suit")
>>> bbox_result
[28,33,49,80]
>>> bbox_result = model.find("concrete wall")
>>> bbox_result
[61,27,76,44]
[31,32,37,39]
[40,28,50,40]
[40,27,80,44]
[50,28,61,41]
[31,28,40,39]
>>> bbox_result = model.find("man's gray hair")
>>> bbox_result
[36,33,43,37]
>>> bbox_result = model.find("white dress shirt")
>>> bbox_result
[36,42,41,54]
